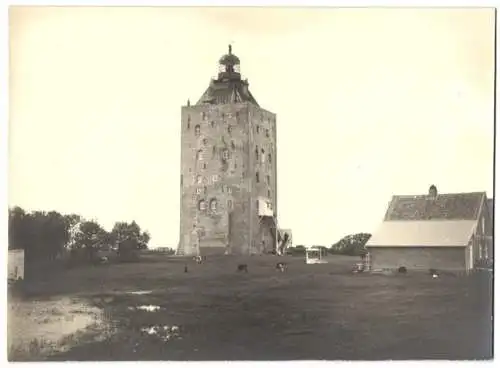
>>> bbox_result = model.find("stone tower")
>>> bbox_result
[177,46,278,256]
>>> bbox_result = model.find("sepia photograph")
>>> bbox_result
[4,3,495,362]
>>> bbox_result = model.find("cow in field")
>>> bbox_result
[237,264,248,273]
[276,262,287,272]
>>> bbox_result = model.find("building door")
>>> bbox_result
[468,244,474,270]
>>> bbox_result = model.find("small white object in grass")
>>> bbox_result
[171,326,180,333]
[432,274,438,278]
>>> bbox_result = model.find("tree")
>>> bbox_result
[330,233,371,256]
[138,231,151,250]
[8,206,26,250]
[73,220,107,261]
[110,221,150,261]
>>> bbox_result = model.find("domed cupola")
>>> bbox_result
[218,45,241,79]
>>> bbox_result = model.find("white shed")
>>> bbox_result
[8,249,25,281]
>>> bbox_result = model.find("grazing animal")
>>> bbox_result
[276,262,287,272]
[195,256,202,264]
[398,266,407,274]
[237,264,248,273]
[184,264,188,273]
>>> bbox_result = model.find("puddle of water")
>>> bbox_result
[140,325,181,343]
[129,305,161,312]
[8,297,107,359]
[127,290,153,295]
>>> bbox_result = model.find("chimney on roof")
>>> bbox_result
[428,185,438,199]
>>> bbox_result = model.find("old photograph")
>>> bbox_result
[6,5,494,361]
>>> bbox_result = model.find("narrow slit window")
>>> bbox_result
[256,172,260,183]
[195,124,200,136]
[198,200,206,211]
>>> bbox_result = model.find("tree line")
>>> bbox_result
[287,233,372,256]
[8,206,151,267]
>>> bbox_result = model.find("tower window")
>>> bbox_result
[268,189,271,197]
[228,125,232,134]
[212,174,219,183]
[268,153,272,163]
[203,163,207,169]
[236,112,239,118]
[256,200,259,211]
[261,149,266,164]
[203,138,208,146]
[227,199,233,210]
[210,198,218,211]
[221,113,225,119]
[197,175,203,184]
[222,149,230,161]
[266,129,269,137]
[196,150,203,161]
[198,200,206,211]
[266,175,270,184]
[187,121,190,130]
[231,141,236,150]
[256,126,260,134]
[211,121,215,128]
[255,146,259,160]
[180,174,183,185]
[195,124,200,136]
[196,187,202,194]
[256,172,260,183]
[201,112,206,120]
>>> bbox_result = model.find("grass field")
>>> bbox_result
[9,254,493,361]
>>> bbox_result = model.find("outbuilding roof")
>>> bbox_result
[384,192,486,221]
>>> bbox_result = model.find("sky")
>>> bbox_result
[8,7,495,248]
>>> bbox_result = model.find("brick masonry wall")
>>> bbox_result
[248,104,277,254]
[368,246,466,271]
[179,102,277,256]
